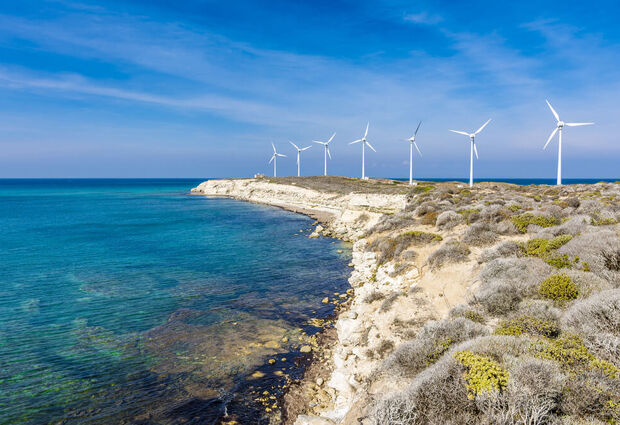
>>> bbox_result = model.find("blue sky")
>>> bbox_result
[0,0,619,178]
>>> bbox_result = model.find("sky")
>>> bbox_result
[0,0,619,178]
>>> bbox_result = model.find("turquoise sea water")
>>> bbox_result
[0,179,352,425]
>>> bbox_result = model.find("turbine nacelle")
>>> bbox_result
[557,121,565,128]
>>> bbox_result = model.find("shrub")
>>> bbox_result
[539,274,579,301]
[506,204,522,212]
[379,291,402,312]
[462,222,499,247]
[364,290,385,303]
[436,210,462,230]
[511,213,561,233]
[382,317,488,378]
[602,249,620,272]
[531,334,619,378]
[370,357,478,425]
[523,235,573,258]
[591,217,618,226]
[421,211,439,226]
[427,240,470,270]
[458,208,480,224]
[454,350,510,399]
[477,282,522,315]
[494,315,560,338]
[450,305,486,324]
[562,289,620,336]
[369,231,442,264]
[479,257,553,298]
[479,240,522,263]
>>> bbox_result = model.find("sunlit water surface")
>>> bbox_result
[0,179,352,425]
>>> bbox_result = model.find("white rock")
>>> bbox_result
[294,415,336,425]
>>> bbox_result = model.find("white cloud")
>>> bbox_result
[404,12,443,25]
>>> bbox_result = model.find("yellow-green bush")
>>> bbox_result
[531,334,618,378]
[522,235,575,269]
[506,204,522,212]
[511,213,561,233]
[463,310,486,324]
[454,350,509,399]
[539,274,579,301]
[494,315,560,338]
[591,217,618,226]
[426,338,454,365]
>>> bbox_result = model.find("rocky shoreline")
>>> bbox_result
[191,177,456,424]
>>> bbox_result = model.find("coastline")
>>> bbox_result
[192,177,620,425]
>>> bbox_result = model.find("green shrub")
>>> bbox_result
[506,204,522,212]
[511,213,561,233]
[538,274,579,301]
[591,217,618,226]
[545,254,573,269]
[454,350,509,399]
[463,310,486,324]
[494,315,560,338]
[531,334,619,378]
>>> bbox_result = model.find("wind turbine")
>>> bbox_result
[543,100,594,185]
[349,123,376,179]
[289,141,312,177]
[449,119,491,188]
[405,121,423,185]
[268,143,286,177]
[313,133,335,176]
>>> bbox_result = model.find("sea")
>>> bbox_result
[0,179,353,425]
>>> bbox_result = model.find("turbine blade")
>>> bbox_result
[473,143,479,159]
[268,154,275,164]
[366,141,376,152]
[313,141,326,145]
[364,122,369,138]
[546,99,560,122]
[277,153,287,157]
[301,146,312,151]
[327,147,332,159]
[328,132,336,143]
[272,142,276,152]
[543,127,558,150]
[475,118,491,135]
[566,122,594,127]
[349,139,362,145]
[289,141,299,150]
[414,142,422,156]
[449,130,469,136]
[414,120,422,136]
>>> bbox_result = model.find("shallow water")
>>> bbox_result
[0,179,352,425]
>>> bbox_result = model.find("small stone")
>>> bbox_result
[316,377,324,386]
[321,297,329,304]
[251,371,265,379]
[282,336,289,343]
[300,345,312,353]
[281,357,287,362]
[268,359,276,365]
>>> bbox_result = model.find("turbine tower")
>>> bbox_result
[543,100,594,186]
[313,133,335,176]
[449,119,491,188]
[289,141,311,177]
[349,122,376,179]
[405,121,423,185]
[268,143,286,177]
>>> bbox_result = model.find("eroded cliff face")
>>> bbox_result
[191,179,406,241]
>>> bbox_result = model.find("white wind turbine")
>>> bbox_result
[405,121,423,185]
[449,119,491,188]
[543,100,594,186]
[349,123,376,179]
[268,143,287,177]
[289,141,312,177]
[312,133,336,176]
